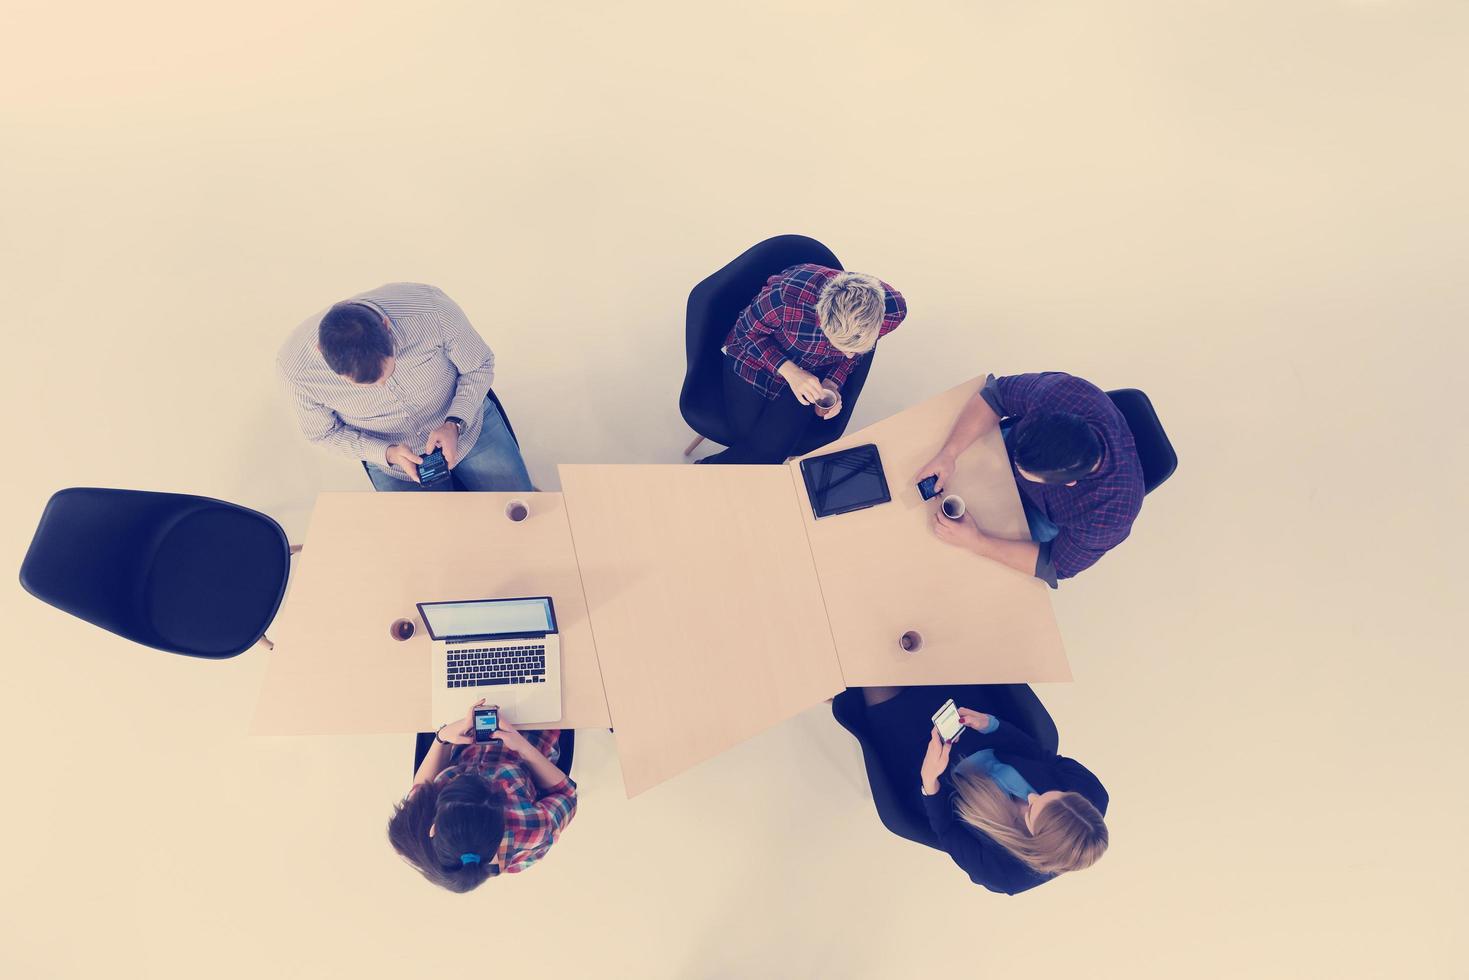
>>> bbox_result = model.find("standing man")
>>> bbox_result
[914,372,1145,586]
[277,282,533,492]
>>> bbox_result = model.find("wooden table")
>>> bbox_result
[558,463,845,796]
[789,375,1071,686]
[252,492,610,736]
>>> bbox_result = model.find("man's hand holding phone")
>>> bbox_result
[386,444,424,482]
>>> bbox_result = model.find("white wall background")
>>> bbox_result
[2,2,1465,977]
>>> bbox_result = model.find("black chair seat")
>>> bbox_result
[1106,388,1177,494]
[832,685,1060,851]
[682,235,877,456]
[19,488,290,659]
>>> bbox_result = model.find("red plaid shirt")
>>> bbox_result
[982,372,1146,584]
[434,729,575,875]
[723,263,907,399]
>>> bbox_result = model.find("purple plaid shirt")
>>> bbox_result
[981,373,1145,584]
[723,263,907,399]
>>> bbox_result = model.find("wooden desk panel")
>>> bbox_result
[559,464,844,797]
[791,376,1071,686]
[252,492,610,735]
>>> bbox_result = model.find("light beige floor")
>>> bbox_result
[3,2,1466,977]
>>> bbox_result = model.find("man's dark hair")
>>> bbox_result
[318,302,393,383]
[1010,413,1102,483]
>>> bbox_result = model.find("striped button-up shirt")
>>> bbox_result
[277,282,495,481]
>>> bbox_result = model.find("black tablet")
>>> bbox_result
[799,443,891,519]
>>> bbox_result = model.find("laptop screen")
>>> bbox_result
[419,597,556,640]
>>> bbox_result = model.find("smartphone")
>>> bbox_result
[418,448,451,489]
[917,475,939,500]
[931,698,963,744]
[472,706,499,743]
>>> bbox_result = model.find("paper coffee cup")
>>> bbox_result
[941,494,966,519]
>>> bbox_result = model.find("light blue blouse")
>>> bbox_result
[952,717,1037,800]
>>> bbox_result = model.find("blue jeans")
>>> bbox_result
[365,397,533,492]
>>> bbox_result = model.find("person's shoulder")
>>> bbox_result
[1053,755,1109,814]
[276,303,331,379]
[356,282,452,314]
[778,264,838,300]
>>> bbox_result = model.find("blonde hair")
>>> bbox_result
[950,767,1108,876]
[814,272,887,354]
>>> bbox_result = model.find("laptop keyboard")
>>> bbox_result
[445,644,547,688]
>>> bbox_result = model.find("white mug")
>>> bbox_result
[941,494,966,520]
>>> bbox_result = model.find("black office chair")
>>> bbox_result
[19,488,291,659]
[831,685,1060,850]
[1106,388,1177,494]
[680,234,876,458]
[412,728,575,777]
[360,388,521,488]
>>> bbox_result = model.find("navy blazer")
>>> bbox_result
[920,718,1108,895]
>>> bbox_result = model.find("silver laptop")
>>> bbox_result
[420,596,562,726]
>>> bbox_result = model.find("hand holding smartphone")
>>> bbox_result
[931,698,963,744]
[419,448,451,489]
[472,705,499,743]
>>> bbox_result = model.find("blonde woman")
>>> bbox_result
[862,685,1108,894]
[704,264,907,464]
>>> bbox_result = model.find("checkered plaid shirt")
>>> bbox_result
[982,372,1145,584]
[435,729,576,874]
[723,263,907,399]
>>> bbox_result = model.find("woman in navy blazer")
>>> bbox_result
[859,685,1108,894]
[917,703,1109,894]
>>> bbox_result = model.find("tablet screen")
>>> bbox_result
[800,444,891,519]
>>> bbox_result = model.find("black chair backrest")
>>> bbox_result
[1106,388,1177,493]
[680,235,842,444]
[19,488,290,659]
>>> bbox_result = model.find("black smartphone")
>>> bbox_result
[419,448,451,488]
[472,706,499,743]
[917,475,939,500]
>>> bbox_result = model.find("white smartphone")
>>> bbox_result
[932,698,963,744]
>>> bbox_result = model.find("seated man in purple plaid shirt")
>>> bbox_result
[915,372,1145,586]
[703,263,907,464]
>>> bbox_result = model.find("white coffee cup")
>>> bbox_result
[899,630,924,654]
[941,494,966,520]
[505,499,529,522]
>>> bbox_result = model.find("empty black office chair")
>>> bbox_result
[831,685,1060,850]
[412,728,576,777]
[1107,388,1177,494]
[360,388,521,488]
[19,488,291,659]
[680,234,876,458]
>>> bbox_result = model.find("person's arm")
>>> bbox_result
[492,722,569,791]
[407,700,486,793]
[433,288,496,429]
[913,389,1001,493]
[930,510,1041,577]
[955,710,1052,757]
[279,371,394,466]
[728,282,794,380]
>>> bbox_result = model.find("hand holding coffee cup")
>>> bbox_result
[814,387,842,419]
